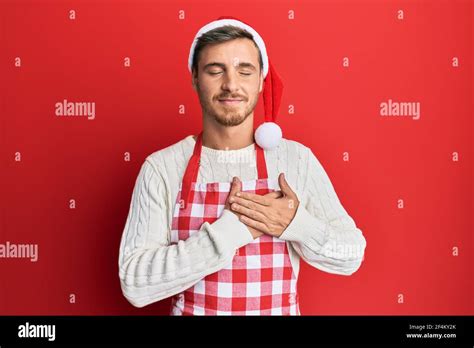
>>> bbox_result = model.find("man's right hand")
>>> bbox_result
[225,177,263,239]
[225,177,282,239]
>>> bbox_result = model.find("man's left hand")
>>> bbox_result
[228,173,300,237]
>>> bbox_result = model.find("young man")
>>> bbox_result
[118,17,367,315]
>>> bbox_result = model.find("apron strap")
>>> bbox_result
[180,131,203,209]
[180,131,268,209]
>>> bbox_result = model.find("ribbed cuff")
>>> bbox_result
[207,209,254,253]
[279,203,328,248]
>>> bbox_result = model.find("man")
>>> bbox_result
[118,17,367,315]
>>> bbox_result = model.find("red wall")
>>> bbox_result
[1,0,472,315]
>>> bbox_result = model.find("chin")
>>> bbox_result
[214,113,247,127]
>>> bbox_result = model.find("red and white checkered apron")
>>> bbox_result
[169,132,300,315]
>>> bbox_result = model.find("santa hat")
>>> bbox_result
[188,16,284,150]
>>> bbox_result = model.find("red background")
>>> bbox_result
[0,0,472,315]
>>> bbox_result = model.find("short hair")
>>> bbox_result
[191,25,264,76]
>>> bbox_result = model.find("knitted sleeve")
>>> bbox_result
[279,146,367,275]
[118,157,253,308]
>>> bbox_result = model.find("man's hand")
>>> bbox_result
[225,177,282,239]
[228,173,299,238]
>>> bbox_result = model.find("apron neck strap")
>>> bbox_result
[180,131,268,208]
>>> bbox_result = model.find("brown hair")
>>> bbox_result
[191,25,264,76]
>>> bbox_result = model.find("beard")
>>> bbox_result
[197,87,259,127]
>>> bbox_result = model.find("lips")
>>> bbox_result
[218,98,243,105]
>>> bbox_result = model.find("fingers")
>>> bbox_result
[236,191,271,206]
[234,188,283,206]
[278,173,295,197]
[230,196,269,217]
[239,215,270,234]
[265,190,283,199]
[229,176,241,197]
[231,202,267,223]
[226,177,242,210]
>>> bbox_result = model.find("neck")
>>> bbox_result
[201,113,255,150]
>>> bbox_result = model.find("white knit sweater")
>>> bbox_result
[118,135,367,308]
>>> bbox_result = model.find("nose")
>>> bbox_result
[221,71,239,93]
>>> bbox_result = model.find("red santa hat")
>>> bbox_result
[188,16,284,150]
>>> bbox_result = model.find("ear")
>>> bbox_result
[258,70,264,93]
[191,69,198,91]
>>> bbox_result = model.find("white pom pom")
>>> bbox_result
[255,122,282,150]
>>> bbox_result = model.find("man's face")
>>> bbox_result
[192,38,264,127]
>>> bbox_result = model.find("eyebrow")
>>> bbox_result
[203,62,257,71]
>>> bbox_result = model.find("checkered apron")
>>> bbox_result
[169,132,300,315]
